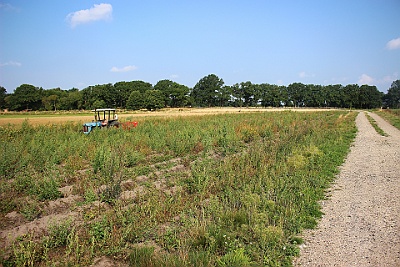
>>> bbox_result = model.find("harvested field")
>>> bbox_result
[0,107,337,126]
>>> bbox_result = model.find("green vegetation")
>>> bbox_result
[365,113,388,136]
[2,77,397,112]
[383,80,400,109]
[0,111,357,266]
[376,109,400,130]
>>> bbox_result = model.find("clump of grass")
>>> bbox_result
[12,235,41,267]
[30,176,63,201]
[44,220,73,248]
[19,201,41,221]
[365,112,388,136]
[129,246,156,266]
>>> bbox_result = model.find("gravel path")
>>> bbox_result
[294,111,400,266]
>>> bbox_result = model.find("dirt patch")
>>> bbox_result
[90,256,129,267]
[0,211,79,248]
[294,112,400,266]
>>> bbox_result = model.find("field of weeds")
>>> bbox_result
[375,109,400,130]
[0,110,357,266]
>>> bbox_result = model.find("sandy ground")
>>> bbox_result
[0,107,336,126]
[294,112,400,266]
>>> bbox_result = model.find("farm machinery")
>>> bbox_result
[83,108,120,134]
[83,108,138,134]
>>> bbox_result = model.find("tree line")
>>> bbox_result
[1,74,399,111]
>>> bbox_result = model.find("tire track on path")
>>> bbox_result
[294,111,400,266]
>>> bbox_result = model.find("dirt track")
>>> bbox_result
[294,112,400,266]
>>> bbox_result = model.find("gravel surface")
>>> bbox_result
[294,111,400,267]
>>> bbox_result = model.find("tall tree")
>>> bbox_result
[0,86,6,109]
[306,84,325,107]
[358,85,382,109]
[342,84,359,108]
[130,81,153,94]
[191,74,224,107]
[260,83,282,107]
[59,88,83,110]
[154,80,189,107]
[113,81,129,108]
[231,83,243,107]
[385,80,400,108]
[287,82,307,107]
[217,85,233,107]
[240,81,256,107]
[115,81,153,108]
[324,84,343,108]
[9,84,43,110]
[143,90,164,111]
[126,91,143,110]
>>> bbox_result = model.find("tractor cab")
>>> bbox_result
[83,108,119,134]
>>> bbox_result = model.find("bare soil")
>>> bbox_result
[294,112,400,266]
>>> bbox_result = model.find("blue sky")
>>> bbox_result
[1,1,399,93]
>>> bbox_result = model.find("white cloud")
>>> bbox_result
[382,72,399,83]
[0,61,22,67]
[170,74,179,79]
[110,65,137,72]
[66,3,112,28]
[358,74,374,85]
[299,71,315,78]
[386,37,400,50]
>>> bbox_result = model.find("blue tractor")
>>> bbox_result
[83,108,120,134]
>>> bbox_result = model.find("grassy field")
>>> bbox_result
[374,109,400,130]
[0,107,337,126]
[0,109,357,266]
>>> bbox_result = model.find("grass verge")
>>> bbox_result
[365,112,388,136]
[375,109,400,130]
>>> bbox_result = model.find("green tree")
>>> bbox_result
[358,85,382,109]
[59,88,83,110]
[130,81,153,94]
[260,84,282,107]
[114,81,130,108]
[8,84,43,110]
[240,81,257,107]
[287,83,307,107]
[342,84,359,109]
[114,81,152,108]
[92,83,117,107]
[191,74,224,107]
[324,84,343,108]
[143,90,164,111]
[92,100,107,109]
[42,95,59,111]
[305,84,325,107]
[0,86,6,109]
[154,80,189,107]
[385,80,400,108]
[126,91,143,110]
[231,83,243,107]
[217,85,233,107]
[81,83,117,109]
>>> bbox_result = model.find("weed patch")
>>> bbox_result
[0,111,357,266]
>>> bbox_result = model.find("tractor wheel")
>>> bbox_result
[110,121,120,128]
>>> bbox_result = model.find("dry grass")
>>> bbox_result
[0,107,336,126]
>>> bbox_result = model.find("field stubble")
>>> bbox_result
[0,109,357,266]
